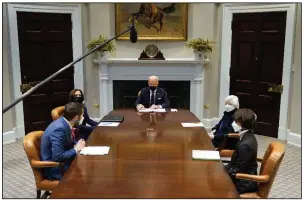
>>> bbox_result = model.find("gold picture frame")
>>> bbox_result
[115,3,188,41]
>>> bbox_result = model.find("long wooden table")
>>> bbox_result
[50,109,239,198]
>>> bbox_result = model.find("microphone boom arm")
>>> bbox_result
[3,26,133,114]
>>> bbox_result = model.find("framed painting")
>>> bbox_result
[115,3,188,41]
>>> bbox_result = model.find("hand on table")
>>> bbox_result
[74,139,86,152]
[137,104,145,110]
[150,104,160,109]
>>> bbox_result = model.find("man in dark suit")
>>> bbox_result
[225,108,259,194]
[135,75,170,110]
[40,102,86,180]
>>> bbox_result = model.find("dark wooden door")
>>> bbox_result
[17,12,74,134]
[230,12,286,138]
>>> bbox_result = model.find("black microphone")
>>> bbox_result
[129,19,138,43]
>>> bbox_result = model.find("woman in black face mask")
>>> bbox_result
[69,89,98,140]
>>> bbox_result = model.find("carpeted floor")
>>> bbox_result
[2,135,301,198]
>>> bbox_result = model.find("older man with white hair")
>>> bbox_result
[209,95,240,149]
[135,75,170,110]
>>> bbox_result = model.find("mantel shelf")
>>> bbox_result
[93,57,211,65]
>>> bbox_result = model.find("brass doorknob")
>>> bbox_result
[268,84,283,93]
[20,83,32,93]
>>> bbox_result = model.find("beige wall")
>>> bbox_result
[3,4,15,133]
[289,4,302,135]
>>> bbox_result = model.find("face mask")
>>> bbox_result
[232,121,242,132]
[224,104,235,112]
[149,86,157,91]
[72,96,84,103]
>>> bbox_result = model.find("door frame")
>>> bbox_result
[219,3,296,140]
[7,3,84,138]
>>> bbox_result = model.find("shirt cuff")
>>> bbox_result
[159,105,162,108]
[74,148,78,154]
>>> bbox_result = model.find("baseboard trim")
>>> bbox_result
[3,130,17,144]
[287,132,301,148]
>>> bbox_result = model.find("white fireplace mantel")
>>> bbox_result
[93,57,210,120]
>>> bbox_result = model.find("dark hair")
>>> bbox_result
[234,108,257,130]
[68,89,84,102]
[63,102,84,121]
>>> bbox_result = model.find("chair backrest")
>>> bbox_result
[138,91,141,96]
[23,131,44,185]
[51,106,65,120]
[257,142,285,198]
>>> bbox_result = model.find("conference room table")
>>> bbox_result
[50,109,240,198]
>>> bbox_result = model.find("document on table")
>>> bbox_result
[138,108,166,113]
[98,122,120,127]
[171,109,178,112]
[181,122,204,127]
[80,146,110,155]
[192,150,221,160]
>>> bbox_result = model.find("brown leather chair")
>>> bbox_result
[51,106,65,121]
[23,131,63,198]
[138,90,141,96]
[221,142,285,198]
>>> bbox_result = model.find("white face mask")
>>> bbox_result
[232,121,242,132]
[225,104,235,112]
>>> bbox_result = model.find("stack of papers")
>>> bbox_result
[181,122,204,127]
[80,146,110,155]
[171,109,178,112]
[192,150,221,160]
[98,122,120,127]
[138,108,166,113]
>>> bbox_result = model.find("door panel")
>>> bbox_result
[17,12,74,134]
[230,11,286,138]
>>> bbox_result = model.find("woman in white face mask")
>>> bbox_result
[209,95,239,149]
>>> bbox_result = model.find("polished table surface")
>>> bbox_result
[50,109,239,198]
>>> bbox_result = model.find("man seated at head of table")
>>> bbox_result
[225,108,259,194]
[40,102,86,180]
[135,75,170,110]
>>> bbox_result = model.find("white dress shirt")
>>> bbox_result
[150,89,162,108]
[63,117,78,153]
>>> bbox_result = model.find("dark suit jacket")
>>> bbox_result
[40,117,77,180]
[135,87,170,108]
[212,109,238,149]
[225,130,259,194]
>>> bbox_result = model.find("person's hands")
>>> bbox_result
[150,104,160,109]
[137,104,145,110]
[74,139,86,152]
[209,134,214,139]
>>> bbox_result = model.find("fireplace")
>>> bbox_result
[113,80,191,109]
[93,58,209,120]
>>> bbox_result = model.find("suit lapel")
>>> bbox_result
[60,117,72,145]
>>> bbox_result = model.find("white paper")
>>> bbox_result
[80,146,110,155]
[181,122,204,127]
[138,108,166,113]
[192,150,220,160]
[171,109,178,112]
[98,122,120,127]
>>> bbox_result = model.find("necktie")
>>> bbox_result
[150,92,155,107]
[71,128,75,141]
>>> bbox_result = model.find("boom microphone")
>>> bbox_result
[129,19,138,43]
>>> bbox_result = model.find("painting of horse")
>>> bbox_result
[115,3,188,40]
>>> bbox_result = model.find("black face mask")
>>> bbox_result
[149,86,157,91]
[72,96,84,103]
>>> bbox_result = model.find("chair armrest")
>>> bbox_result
[220,150,234,157]
[227,133,241,138]
[31,160,62,168]
[236,173,269,182]
[257,157,263,162]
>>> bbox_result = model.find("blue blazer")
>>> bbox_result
[135,87,170,108]
[40,117,77,180]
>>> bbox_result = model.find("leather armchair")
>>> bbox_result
[23,131,63,198]
[138,91,141,96]
[51,106,65,121]
[221,142,285,198]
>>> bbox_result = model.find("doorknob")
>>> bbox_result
[268,84,283,93]
[20,83,32,93]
